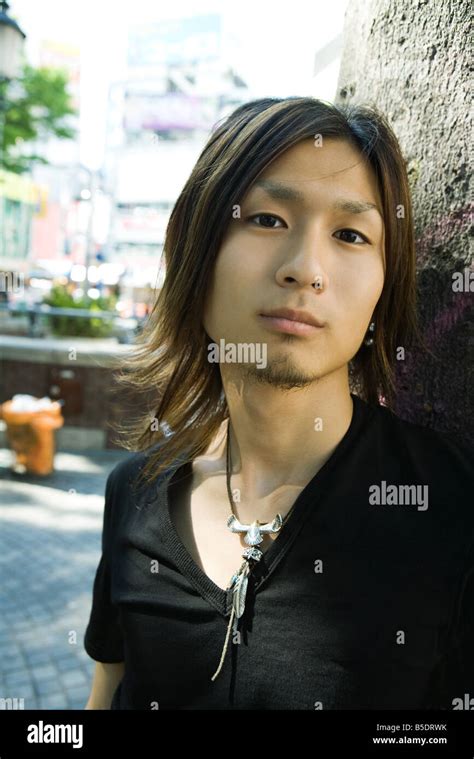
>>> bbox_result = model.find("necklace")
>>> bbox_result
[210,420,297,681]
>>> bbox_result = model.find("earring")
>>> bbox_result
[312,277,323,290]
[364,321,375,346]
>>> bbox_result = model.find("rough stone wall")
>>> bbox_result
[335,0,472,447]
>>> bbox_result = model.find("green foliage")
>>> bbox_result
[0,64,77,174]
[43,285,117,338]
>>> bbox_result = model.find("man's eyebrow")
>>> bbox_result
[250,179,382,217]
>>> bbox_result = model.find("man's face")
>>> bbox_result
[203,137,385,389]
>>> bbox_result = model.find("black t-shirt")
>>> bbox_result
[83,393,474,710]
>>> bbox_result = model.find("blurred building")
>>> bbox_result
[101,12,250,314]
[0,167,47,272]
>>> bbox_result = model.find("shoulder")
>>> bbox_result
[96,449,173,540]
[357,395,473,510]
[360,400,474,586]
[104,443,185,509]
[363,399,474,547]
[367,400,473,482]
[106,449,151,493]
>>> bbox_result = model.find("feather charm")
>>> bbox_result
[232,560,250,622]
[211,421,293,681]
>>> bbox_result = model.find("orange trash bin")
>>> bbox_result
[0,397,64,476]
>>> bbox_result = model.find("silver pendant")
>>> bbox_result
[226,516,282,632]
[211,508,286,680]
[227,513,283,545]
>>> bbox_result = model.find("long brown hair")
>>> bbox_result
[112,96,427,484]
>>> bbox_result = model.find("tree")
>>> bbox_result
[335,0,472,447]
[0,63,77,174]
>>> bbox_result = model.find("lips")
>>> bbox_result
[259,308,325,328]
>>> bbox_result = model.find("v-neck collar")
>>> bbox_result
[159,393,370,618]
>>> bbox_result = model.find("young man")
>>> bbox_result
[84,97,473,710]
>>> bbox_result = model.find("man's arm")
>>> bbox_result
[84,661,125,709]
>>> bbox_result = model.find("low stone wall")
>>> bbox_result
[0,336,135,450]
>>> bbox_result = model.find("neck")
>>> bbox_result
[205,365,354,513]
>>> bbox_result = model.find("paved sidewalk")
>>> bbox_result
[0,447,129,710]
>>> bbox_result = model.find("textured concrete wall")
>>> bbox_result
[335,0,472,447]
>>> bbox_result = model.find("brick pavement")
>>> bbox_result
[0,447,129,710]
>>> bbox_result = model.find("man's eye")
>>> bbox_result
[247,214,285,228]
[334,229,369,244]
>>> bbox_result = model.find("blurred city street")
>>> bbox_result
[0,447,128,709]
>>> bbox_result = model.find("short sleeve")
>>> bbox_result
[83,468,125,663]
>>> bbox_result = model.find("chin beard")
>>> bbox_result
[242,353,318,391]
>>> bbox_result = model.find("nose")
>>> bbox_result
[274,226,326,290]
